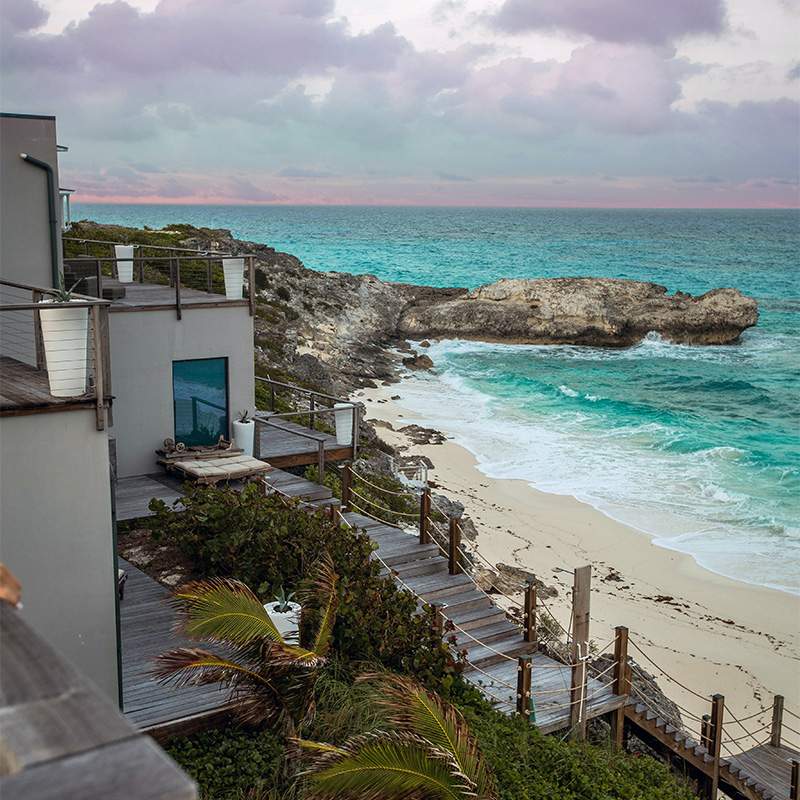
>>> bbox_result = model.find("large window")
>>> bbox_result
[172,358,229,447]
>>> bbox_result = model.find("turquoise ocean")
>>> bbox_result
[74,205,799,594]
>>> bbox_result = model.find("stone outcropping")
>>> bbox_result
[398,277,759,347]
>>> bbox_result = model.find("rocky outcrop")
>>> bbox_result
[398,277,758,347]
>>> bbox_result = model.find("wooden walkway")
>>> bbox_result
[255,416,352,469]
[116,468,798,800]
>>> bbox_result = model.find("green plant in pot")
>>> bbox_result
[232,408,255,456]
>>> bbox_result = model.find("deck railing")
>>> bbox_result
[62,237,256,319]
[0,279,112,430]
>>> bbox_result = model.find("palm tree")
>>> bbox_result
[152,552,337,737]
[296,674,498,800]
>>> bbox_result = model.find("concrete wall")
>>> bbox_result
[0,411,118,702]
[108,305,255,478]
[0,114,63,288]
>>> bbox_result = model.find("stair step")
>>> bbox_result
[452,620,521,647]
[460,634,535,670]
[403,572,474,600]
[378,542,440,567]
[387,558,449,580]
[436,590,494,614]
[446,604,507,631]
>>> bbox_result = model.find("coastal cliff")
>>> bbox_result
[73,222,759,393]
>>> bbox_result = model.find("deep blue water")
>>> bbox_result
[74,204,800,592]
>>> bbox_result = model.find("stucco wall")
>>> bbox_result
[108,305,255,478]
[0,114,63,288]
[0,411,118,702]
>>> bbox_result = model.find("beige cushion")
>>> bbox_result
[173,454,272,483]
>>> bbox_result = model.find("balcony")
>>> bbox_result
[0,280,112,430]
[62,237,256,319]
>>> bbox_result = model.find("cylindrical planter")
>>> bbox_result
[265,601,301,644]
[38,302,89,397]
[223,257,245,300]
[115,244,134,283]
[334,403,353,445]
[232,419,255,456]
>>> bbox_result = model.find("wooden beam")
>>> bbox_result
[523,579,537,644]
[516,655,533,721]
[448,517,461,576]
[610,626,629,750]
[419,488,431,545]
[771,694,784,748]
[569,565,591,741]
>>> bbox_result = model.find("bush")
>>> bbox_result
[148,484,458,689]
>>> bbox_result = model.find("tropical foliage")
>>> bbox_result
[298,673,498,800]
[153,553,337,735]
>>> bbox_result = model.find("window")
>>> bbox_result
[172,358,228,447]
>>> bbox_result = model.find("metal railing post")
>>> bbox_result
[174,256,182,320]
[309,394,316,430]
[448,517,461,575]
[89,303,105,431]
[420,488,431,545]
[248,255,255,315]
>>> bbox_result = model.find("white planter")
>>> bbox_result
[265,601,301,644]
[223,257,245,300]
[333,403,353,445]
[115,244,134,283]
[38,301,89,397]
[232,419,255,456]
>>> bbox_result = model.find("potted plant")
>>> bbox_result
[114,240,135,283]
[38,274,89,397]
[264,586,300,644]
[222,246,245,300]
[232,408,255,456]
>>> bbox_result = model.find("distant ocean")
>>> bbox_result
[74,205,800,594]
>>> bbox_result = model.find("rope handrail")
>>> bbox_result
[430,495,455,518]
[628,639,710,703]
[349,486,419,518]
[588,635,617,659]
[723,707,773,745]
[351,468,418,498]
[348,500,403,530]
[782,722,800,738]
[724,705,769,724]
[721,724,772,746]
[783,706,800,721]
[587,658,617,682]
[630,685,703,734]
[534,593,573,640]
[460,659,517,687]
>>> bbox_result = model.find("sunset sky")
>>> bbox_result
[2,0,798,207]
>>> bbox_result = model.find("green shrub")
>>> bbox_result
[148,485,458,688]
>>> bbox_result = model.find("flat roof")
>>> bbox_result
[0,112,56,120]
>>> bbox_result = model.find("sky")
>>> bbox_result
[2,0,798,207]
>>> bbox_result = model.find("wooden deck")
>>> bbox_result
[104,278,249,312]
[0,355,109,416]
[255,416,353,468]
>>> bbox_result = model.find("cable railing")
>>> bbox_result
[0,279,112,430]
[62,236,256,319]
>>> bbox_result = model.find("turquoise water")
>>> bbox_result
[74,205,800,592]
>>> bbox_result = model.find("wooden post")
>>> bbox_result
[701,715,711,750]
[569,565,591,741]
[309,394,316,430]
[248,255,255,316]
[253,416,262,460]
[790,759,798,800]
[352,404,361,460]
[419,488,431,545]
[448,517,461,575]
[523,579,537,644]
[431,602,444,638]
[90,304,105,431]
[317,440,325,486]
[174,256,182,320]
[516,655,533,721]
[770,694,784,747]
[341,463,352,512]
[610,625,629,750]
[702,694,724,800]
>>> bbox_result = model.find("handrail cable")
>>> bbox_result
[721,723,772,746]
[461,659,519,688]
[723,708,773,747]
[348,486,419,518]
[724,705,769,724]
[350,468,419,498]
[630,685,703,732]
[784,706,800,721]
[782,722,800,738]
[587,659,617,682]
[628,639,710,702]
[348,500,403,529]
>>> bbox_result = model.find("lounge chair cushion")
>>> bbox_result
[172,454,272,484]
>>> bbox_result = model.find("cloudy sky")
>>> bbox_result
[2,0,798,206]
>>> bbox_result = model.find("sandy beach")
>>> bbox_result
[359,383,800,741]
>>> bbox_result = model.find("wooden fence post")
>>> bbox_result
[701,694,724,800]
[448,517,461,575]
[610,625,629,750]
[431,602,444,638]
[341,463,352,512]
[419,488,431,545]
[790,759,798,800]
[771,694,784,747]
[523,579,537,644]
[701,715,711,750]
[569,565,591,741]
[516,655,533,721]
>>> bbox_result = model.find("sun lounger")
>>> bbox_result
[170,453,273,484]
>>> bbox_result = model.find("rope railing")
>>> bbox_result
[349,486,419,519]
[784,706,800,721]
[627,639,711,703]
[350,468,417,498]
[721,725,772,746]
[348,500,402,529]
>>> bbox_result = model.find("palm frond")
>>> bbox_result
[298,730,477,800]
[359,674,497,798]
[297,551,338,657]
[171,577,283,644]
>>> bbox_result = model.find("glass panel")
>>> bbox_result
[173,358,228,447]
